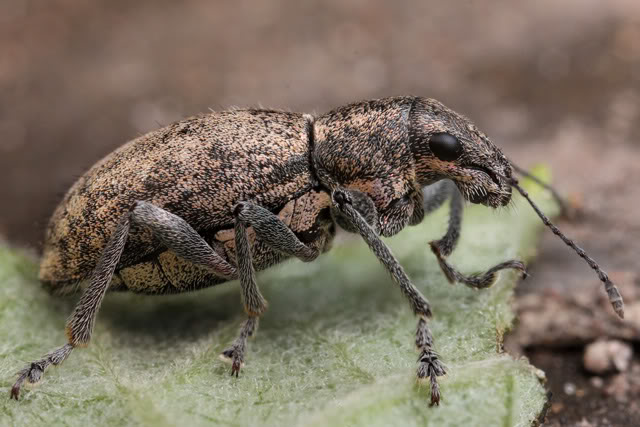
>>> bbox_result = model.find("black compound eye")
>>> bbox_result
[429,133,463,161]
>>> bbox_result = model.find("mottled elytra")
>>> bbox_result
[10,96,623,406]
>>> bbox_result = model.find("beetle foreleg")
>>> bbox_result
[425,181,528,289]
[424,180,462,257]
[416,317,447,406]
[431,243,527,289]
[331,190,380,234]
[331,188,446,405]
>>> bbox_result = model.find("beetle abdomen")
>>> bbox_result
[40,109,314,290]
[115,251,228,294]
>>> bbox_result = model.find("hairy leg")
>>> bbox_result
[423,180,461,256]
[331,189,445,406]
[425,180,527,289]
[11,202,238,399]
[11,214,131,399]
[11,345,74,400]
[220,201,321,375]
[132,201,237,279]
[219,317,258,377]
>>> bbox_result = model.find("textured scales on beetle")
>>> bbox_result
[11,96,623,405]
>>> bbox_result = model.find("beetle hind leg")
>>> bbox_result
[11,201,242,400]
[10,344,74,400]
[10,213,131,400]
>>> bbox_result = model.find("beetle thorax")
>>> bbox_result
[311,97,418,211]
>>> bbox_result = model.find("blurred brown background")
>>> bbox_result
[1,1,639,424]
[2,0,639,247]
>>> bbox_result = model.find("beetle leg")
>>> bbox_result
[232,214,268,317]
[233,201,321,262]
[10,344,74,400]
[131,201,237,279]
[431,243,527,289]
[135,201,254,373]
[331,189,380,234]
[11,214,131,400]
[425,180,527,289]
[218,215,264,376]
[219,317,258,377]
[220,201,322,375]
[331,188,446,406]
[423,180,462,257]
[416,317,446,406]
[11,201,242,400]
[232,200,325,311]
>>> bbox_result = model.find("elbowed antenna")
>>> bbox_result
[510,178,624,319]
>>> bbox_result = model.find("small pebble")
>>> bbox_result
[605,373,630,402]
[564,382,576,395]
[534,368,546,381]
[575,418,594,427]
[583,339,633,374]
[590,376,604,388]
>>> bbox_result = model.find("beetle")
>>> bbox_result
[10,96,623,405]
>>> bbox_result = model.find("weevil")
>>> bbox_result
[10,96,624,405]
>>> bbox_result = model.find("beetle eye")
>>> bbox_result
[429,133,463,161]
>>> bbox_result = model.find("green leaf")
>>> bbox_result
[1,175,557,427]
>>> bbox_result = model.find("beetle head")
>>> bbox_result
[409,98,512,208]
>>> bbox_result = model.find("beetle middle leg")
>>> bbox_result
[424,180,527,289]
[331,189,446,406]
[220,201,321,376]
